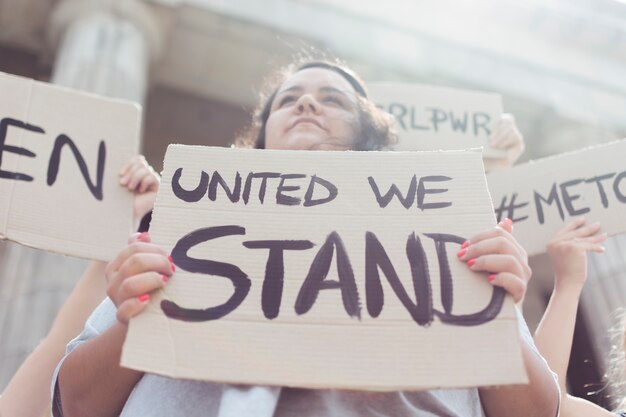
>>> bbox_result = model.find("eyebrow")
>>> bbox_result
[276,85,353,98]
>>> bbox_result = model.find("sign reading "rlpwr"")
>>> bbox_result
[122,145,526,392]
[368,83,504,157]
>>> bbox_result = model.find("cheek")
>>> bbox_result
[264,114,284,149]
[333,111,360,142]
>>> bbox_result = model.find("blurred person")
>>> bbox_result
[51,59,558,417]
[534,218,626,416]
[0,156,158,417]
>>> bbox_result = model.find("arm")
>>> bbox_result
[57,233,174,417]
[0,155,159,417]
[0,261,107,417]
[483,113,525,173]
[458,218,560,417]
[534,218,610,417]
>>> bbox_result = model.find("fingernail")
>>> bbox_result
[457,248,467,258]
[503,218,513,226]
[138,294,150,302]
[168,255,176,272]
[488,274,496,282]
[138,232,149,242]
[467,258,476,267]
[162,274,169,282]
[461,241,469,249]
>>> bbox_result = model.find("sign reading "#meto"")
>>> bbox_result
[122,145,526,391]
[0,72,140,261]
[487,139,626,256]
[368,83,504,157]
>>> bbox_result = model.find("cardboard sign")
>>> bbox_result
[122,145,526,391]
[487,140,626,256]
[0,72,140,261]
[369,83,504,157]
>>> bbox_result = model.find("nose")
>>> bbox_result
[295,94,320,114]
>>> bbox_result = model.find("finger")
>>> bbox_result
[498,218,513,233]
[467,254,526,279]
[577,241,605,253]
[116,271,168,302]
[559,222,602,241]
[117,252,174,282]
[119,159,141,184]
[120,162,145,188]
[127,166,150,191]
[106,242,168,277]
[457,234,523,262]
[487,272,526,304]
[138,171,159,193]
[555,218,587,238]
[127,232,151,245]
[116,294,151,325]
[467,226,511,246]
[489,127,514,148]
[119,155,142,177]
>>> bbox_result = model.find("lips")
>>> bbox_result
[290,117,324,130]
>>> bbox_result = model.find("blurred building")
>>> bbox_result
[1,0,625,407]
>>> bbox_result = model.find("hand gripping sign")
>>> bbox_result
[0,72,140,261]
[122,145,526,391]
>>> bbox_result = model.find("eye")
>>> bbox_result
[278,95,297,107]
[322,95,344,107]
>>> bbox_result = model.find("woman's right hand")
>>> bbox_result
[547,218,606,290]
[105,232,175,324]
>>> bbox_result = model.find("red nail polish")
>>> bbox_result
[457,248,467,258]
[138,232,149,242]
[168,255,176,272]
[467,258,476,267]
[488,274,496,282]
[138,294,150,302]
[503,218,513,225]
[461,241,469,249]
[162,274,168,282]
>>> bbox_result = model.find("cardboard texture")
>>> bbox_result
[487,139,626,256]
[0,72,140,261]
[368,83,505,158]
[122,145,526,391]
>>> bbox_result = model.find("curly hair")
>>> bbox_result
[235,59,396,151]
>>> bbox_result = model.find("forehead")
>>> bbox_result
[277,67,358,94]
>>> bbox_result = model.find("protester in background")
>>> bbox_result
[534,218,626,416]
[0,156,158,417]
[51,59,558,417]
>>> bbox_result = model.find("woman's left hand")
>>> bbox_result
[118,155,160,225]
[457,218,531,303]
[483,113,525,173]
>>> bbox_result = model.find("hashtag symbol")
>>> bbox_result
[494,193,529,223]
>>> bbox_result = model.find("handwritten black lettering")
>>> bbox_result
[47,134,106,200]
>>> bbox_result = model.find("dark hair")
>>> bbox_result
[236,60,396,151]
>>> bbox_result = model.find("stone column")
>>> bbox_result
[0,0,162,389]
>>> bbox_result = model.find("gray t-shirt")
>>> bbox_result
[52,298,550,417]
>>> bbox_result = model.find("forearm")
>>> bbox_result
[560,394,614,417]
[0,261,108,417]
[57,322,143,417]
[479,336,560,417]
[534,283,584,390]
[0,339,62,417]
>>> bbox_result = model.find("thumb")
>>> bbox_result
[498,217,514,233]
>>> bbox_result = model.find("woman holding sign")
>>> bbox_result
[51,60,558,417]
